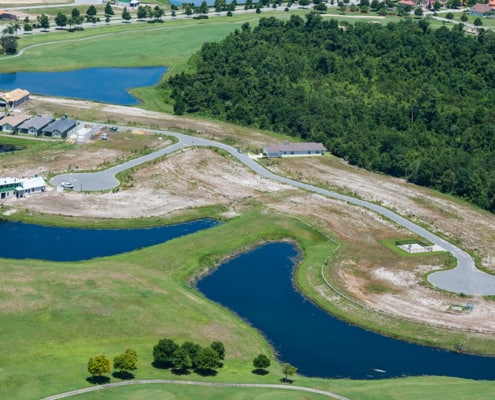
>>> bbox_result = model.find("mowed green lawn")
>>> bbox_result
[0,211,331,400]
[57,377,495,400]
[0,12,303,74]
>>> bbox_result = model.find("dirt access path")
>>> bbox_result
[4,96,495,337]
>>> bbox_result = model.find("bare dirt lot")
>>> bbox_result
[3,96,495,336]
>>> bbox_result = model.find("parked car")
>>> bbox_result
[101,133,108,140]
[61,181,74,189]
[110,126,118,132]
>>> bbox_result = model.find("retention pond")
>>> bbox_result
[0,66,167,105]
[197,242,495,380]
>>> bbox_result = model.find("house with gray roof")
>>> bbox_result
[18,115,54,136]
[42,118,77,138]
[263,142,327,157]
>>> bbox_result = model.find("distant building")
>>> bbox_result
[17,115,54,136]
[42,118,77,138]
[470,3,493,16]
[0,89,30,109]
[263,142,327,157]
[398,0,416,7]
[119,0,140,6]
[0,176,46,199]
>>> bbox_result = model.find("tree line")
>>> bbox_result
[164,15,495,212]
[87,338,296,382]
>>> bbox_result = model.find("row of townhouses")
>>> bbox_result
[0,89,78,138]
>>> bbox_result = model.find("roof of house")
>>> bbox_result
[0,177,22,187]
[19,176,46,190]
[42,118,77,133]
[264,142,327,153]
[398,0,416,5]
[0,88,30,103]
[470,3,493,12]
[18,115,54,131]
[0,113,30,127]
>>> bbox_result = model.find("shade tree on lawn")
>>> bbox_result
[87,355,111,383]
[252,353,271,374]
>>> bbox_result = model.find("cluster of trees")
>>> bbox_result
[54,5,116,29]
[165,15,495,212]
[87,349,138,382]
[153,338,225,375]
[136,5,165,21]
[1,23,20,54]
[250,353,297,381]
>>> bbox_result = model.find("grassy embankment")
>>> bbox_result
[0,210,326,400]
[2,209,495,400]
[1,12,495,399]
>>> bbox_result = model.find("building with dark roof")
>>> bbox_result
[42,118,77,138]
[18,115,54,136]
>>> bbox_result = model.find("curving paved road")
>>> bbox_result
[40,379,350,400]
[50,126,495,295]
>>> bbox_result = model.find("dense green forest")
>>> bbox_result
[164,15,495,211]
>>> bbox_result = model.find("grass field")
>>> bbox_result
[2,11,495,400]
[49,377,495,400]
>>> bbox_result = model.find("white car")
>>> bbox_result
[61,181,74,189]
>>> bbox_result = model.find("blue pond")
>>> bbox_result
[0,219,218,261]
[0,66,167,105]
[198,242,495,380]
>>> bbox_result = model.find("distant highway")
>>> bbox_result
[51,124,495,296]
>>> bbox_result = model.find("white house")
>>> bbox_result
[15,176,47,198]
[0,176,46,199]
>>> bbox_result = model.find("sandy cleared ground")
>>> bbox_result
[3,96,495,336]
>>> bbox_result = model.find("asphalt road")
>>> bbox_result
[50,126,495,296]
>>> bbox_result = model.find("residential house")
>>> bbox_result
[470,3,493,16]
[0,89,30,109]
[398,0,416,8]
[0,176,46,199]
[263,142,327,157]
[17,115,54,136]
[14,176,46,198]
[0,113,30,134]
[0,177,21,200]
[42,118,77,138]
